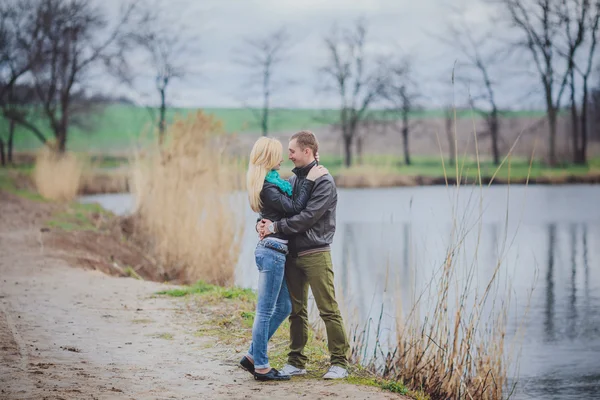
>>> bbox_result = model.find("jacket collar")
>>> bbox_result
[292,160,317,178]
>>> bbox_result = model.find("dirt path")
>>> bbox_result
[0,191,404,400]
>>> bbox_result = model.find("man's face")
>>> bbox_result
[288,139,311,168]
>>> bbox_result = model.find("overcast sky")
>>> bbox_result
[97,0,541,109]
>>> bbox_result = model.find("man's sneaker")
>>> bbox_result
[322,365,348,379]
[279,364,307,376]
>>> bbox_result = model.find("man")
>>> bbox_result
[258,130,349,380]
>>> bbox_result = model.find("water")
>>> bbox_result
[81,185,600,400]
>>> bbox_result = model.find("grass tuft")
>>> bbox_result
[45,201,114,232]
[124,267,142,280]
[33,144,83,202]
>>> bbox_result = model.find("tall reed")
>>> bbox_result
[33,143,83,202]
[345,107,530,400]
[130,111,245,285]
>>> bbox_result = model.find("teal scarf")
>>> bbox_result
[265,170,292,196]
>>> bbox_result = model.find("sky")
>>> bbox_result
[96,0,542,110]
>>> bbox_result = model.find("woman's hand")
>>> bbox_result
[307,165,328,181]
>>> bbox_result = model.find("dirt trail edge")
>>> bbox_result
[0,191,404,400]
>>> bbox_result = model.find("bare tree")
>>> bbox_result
[0,0,49,165]
[499,0,572,166]
[444,105,457,166]
[320,19,385,168]
[381,56,420,166]
[576,8,600,164]
[0,2,14,165]
[22,0,140,153]
[135,5,189,143]
[443,12,506,166]
[1,84,39,164]
[590,84,600,142]
[561,0,587,163]
[556,0,600,164]
[236,28,292,137]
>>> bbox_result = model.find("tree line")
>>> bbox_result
[242,1,600,168]
[2,0,600,168]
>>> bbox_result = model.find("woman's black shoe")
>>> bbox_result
[239,356,255,375]
[253,368,291,381]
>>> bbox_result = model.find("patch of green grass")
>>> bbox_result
[12,187,46,202]
[0,169,46,201]
[347,376,408,394]
[124,267,142,280]
[156,281,218,297]
[45,201,114,232]
[157,288,194,297]
[381,380,410,394]
[47,211,95,231]
[240,311,255,328]
[156,281,256,302]
[346,375,428,399]
[219,286,256,301]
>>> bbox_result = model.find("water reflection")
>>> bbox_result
[568,224,577,341]
[335,217,600,400]
[545,223,556,342]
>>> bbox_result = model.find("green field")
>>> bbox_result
[317,154,600,180]
[3,103,595,182]
[2,105,546,153]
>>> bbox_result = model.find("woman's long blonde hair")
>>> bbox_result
[247,137,283,213]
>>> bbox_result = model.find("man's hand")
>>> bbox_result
[256,219,266,235]
[256,219,267,239]
[258,219,273,240]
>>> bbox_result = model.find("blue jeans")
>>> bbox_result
[247,239,292,369]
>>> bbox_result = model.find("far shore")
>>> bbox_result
[77,169,600,195]
[6,151,600,196]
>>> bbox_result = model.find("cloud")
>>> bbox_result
[95,0,539,109]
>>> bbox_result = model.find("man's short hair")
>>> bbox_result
[290,130,319,155]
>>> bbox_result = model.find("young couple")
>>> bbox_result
[241,130,349,382]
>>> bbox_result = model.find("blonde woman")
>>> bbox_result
[241,137,327,381]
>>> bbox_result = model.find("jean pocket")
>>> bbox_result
[275,252,286,266]
[255,248,265,270]
[255,247,285,273]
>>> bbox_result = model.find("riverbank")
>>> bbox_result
[0,172,419,400]
[6,152,600,194]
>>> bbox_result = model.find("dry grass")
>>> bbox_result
[80,169,129,194]
[130,111,245,285]
[391,148,518,399]
[33,144,83,202]
[344,114,528,400]
[381,246,510,400]
[334,165,418,187]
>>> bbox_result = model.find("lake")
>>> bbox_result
[80,184,600,400]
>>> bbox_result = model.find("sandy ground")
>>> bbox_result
[0,191,405,400]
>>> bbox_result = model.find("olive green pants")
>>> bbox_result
[285,251,349,368]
